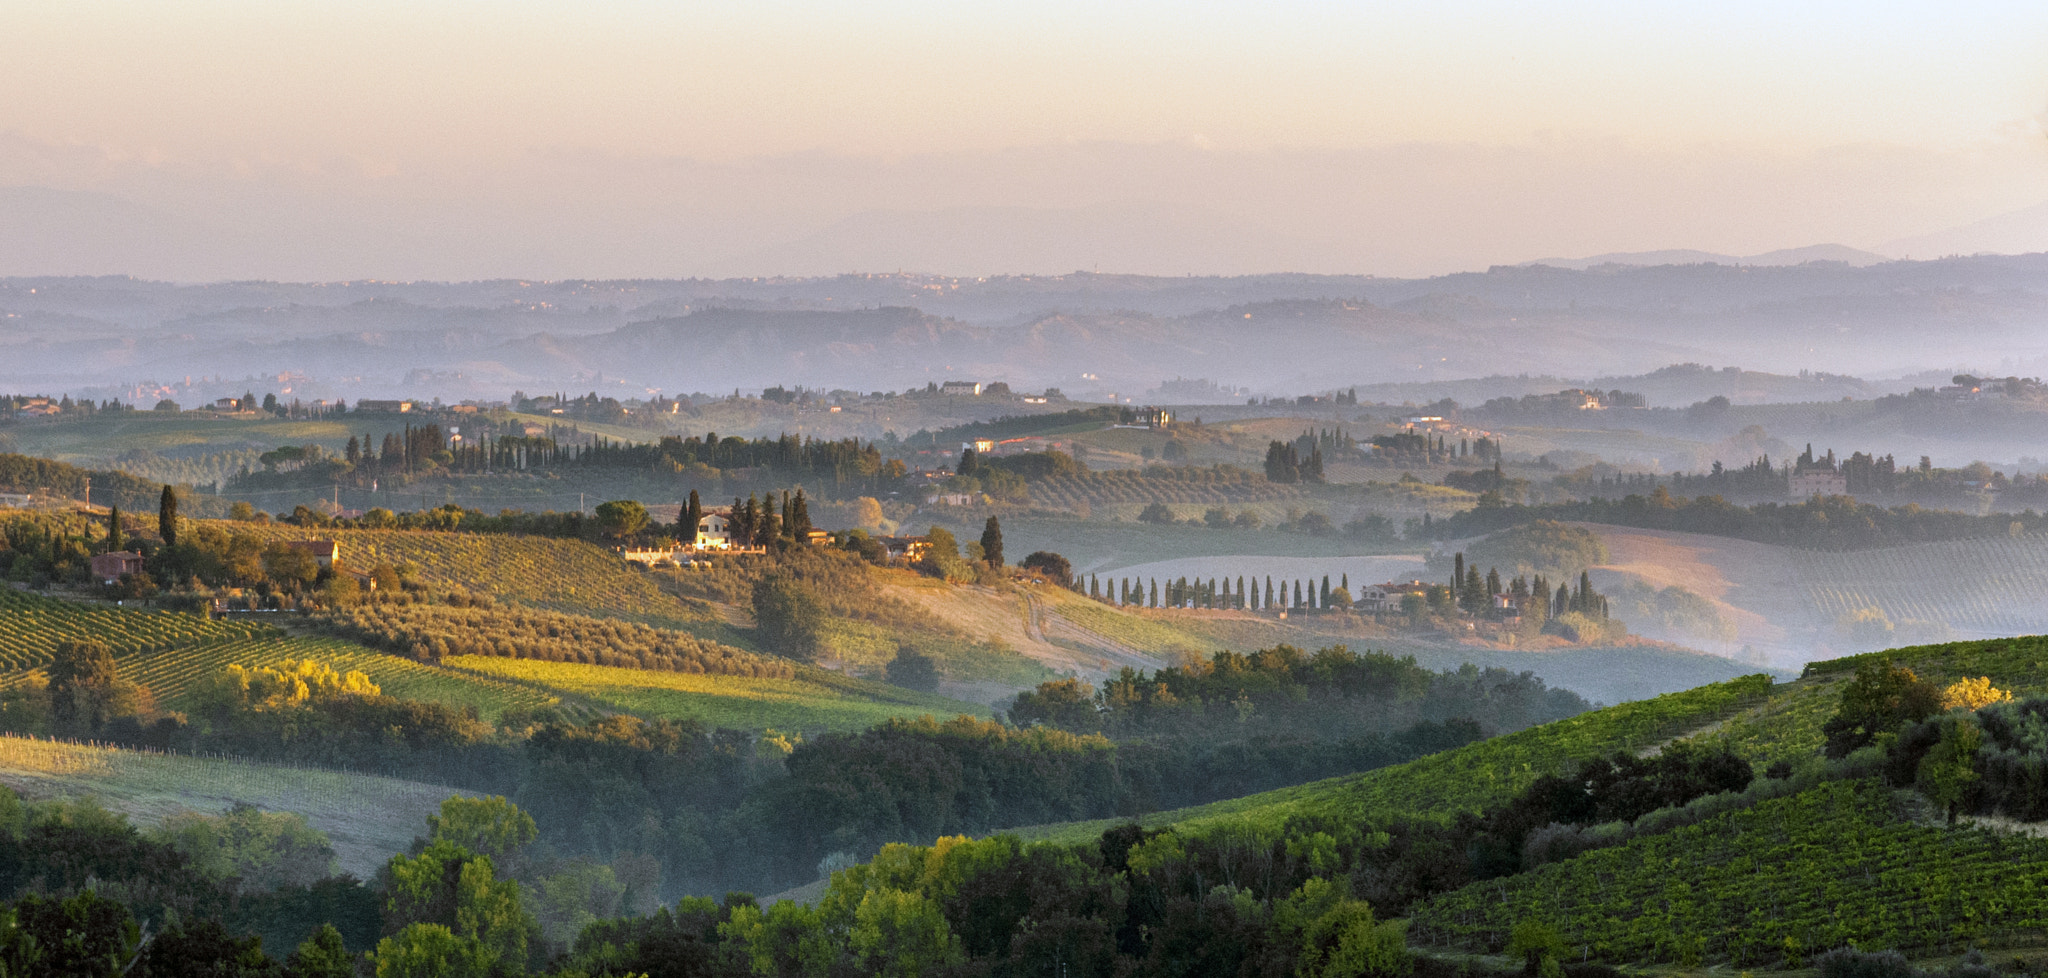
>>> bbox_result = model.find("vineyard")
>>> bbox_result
[0,733,467,877]
[314,602,784,679]
[1408,779,2048,964]
[1793,533,2048,637]
[1020,672,1776,843]
[443,655,985,733]
[111,635,560,720]
[1028,470,1305,511]
[1704,636,2048,766]
[0,588,268,669]
[239,525,716,628]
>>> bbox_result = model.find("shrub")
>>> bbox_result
[1815,947,1922,978]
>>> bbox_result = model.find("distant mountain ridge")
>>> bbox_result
[4,253,2047,400]
[1518,243,1889,270]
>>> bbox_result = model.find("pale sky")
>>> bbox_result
[3,1,2046,279]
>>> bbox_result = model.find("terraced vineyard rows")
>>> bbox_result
[0,589,266,670]
[444,655,985,733]
[111,636,559,720]
[1028,471,1304,510]
[1793,534,2048,635]
[1409,780,2048,964]
[241,526,714,628]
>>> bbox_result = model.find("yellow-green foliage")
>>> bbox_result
[443,655,988,733]
[1707,636,2048,765]
[108,636,558,721]
[0,588,266,670]
[1408,779,2048,963]
[195,658,382,714]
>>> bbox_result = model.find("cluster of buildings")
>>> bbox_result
[621,509,935,568]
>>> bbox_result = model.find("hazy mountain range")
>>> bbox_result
[4,254,2047,404]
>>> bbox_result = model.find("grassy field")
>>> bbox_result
[931,516,1387,577]
[442,655,987,733]
[240,525,716,629]
[0,734,465,878]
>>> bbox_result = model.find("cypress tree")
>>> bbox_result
[759,495,781,544]
[106,505,123,553]
[980,516,1004,567]
[1321,575,1331,606]
[1266,576,1274,608]
[158,485,178,549]
[682,490,703,546]
[1149,579,1158,608]
[1452,553,1464,598]
[789,489,812,538]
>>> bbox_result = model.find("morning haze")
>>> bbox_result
[6,2,2048,974]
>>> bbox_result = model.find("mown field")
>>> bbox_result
[0,734,466,878]
[442,655,988,733]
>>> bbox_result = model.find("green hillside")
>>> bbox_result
[1017,672,1774,843]
[115,635,559,721]
[0,733,466,879]
[443,655,986,733]
[0,589,559,720]
[1000,634,2048,969]
[1409,778,2048,964]
[0,588,268,670]
[243,525,717,628]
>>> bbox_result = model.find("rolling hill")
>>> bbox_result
[1586,524,2048,665]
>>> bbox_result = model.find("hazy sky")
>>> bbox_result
[4,1,2046,279]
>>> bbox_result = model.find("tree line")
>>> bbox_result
[1426,487,2048,550]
